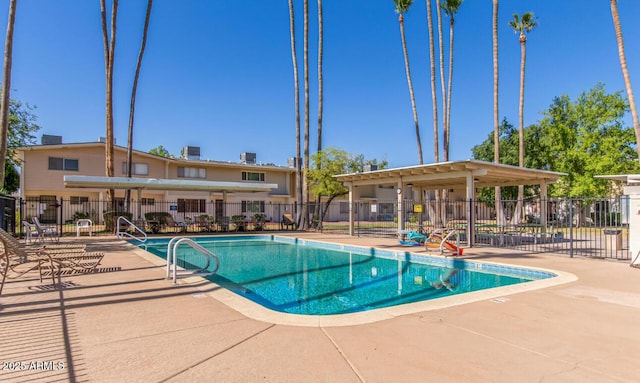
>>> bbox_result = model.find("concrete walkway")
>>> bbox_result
[1,233,639,382]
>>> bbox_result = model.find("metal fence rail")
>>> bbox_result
[13,196,631,261]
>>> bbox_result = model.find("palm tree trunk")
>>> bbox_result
[444,16,454,162]
[0,0,17,190]
[426,0,439,163]
[492,0,502,225]
[399,14,423,165]
[426,1,441,229]
[101,0,118,212]
[611,0,640,159]
[515,34,526,223]
[301,0,309,229]
[315,0,323,222]
[288,0,302,229]
[125,0,152,215]
[436,0,447,152]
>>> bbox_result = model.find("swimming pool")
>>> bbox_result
[139,235,557,316]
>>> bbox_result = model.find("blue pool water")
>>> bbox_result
[139,236,555,315]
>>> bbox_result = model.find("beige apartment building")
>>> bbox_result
[16,136,297,224]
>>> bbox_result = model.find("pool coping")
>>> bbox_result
[129,235,577,327]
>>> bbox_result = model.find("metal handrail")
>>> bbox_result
[166,236,219,284]
[116,216,147,243]
[427,228,462,256]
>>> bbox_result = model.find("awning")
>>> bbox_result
[335,159,565,189]
[64,175,278,193]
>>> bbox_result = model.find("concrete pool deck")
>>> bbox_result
[1,233,639,382]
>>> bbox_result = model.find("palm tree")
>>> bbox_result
[301,0,310,229]
[440,0,462,162]
[288,0,302,229]
[124,0,153,214]
[426,0,442,228]
[394,0,423,164]
[0,0,17,190]
[610,0,640,159]
[492,0,502,225]
[100,0,118,212]
[426,0,438,163]
[509,11,536,223]
[436,0,446,159]
[314,0,324,223]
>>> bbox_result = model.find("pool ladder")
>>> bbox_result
[166,236,220,284]
[116,216,147,243]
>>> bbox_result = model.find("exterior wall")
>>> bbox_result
[17,143,297,224]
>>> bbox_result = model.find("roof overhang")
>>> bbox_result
[335,160,565,189]
[64,175,278,193]
[594,174,640,184]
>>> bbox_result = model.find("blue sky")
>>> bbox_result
[1,0,639,168]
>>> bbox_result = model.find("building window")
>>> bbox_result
[177,167,206,179]
[178,199,205,213]
[339,202,358,214]
[241,171,265,182]
[379,203,394,215]
[121,162,149,176]
[70,196,89,205]
[48,157,79,171]
[242,200,265,213]
[141,198,155,206]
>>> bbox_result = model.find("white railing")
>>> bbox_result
[166,236,219,284]
[426,228,462,256]
[116,216,147,243]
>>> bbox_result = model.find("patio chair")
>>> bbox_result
[195,215,212,232]
[216,216,230,232]
[32,217,60,243]
[22,220,38,245]
[281,214,296,230]
[0,228,100,267]
[0,234,56,295]
[164,215,188,233]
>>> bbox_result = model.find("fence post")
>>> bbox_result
[469,198,474,248]
[569,197,574,258]
[59,198,64,236]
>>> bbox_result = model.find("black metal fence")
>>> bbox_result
[13,196,631,261]
[319,197,630,261]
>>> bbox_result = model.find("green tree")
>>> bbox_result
[3,161,18,194]
[3,99,39,193]
[472,85,640,199]
[393,0,423,164]
[0,0,17,190]
[610,0,640,160]
[539,84,638,197]
[148,145,174,158]
[7,100,39,167]
[307,147,386,223]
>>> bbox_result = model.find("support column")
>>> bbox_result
[397,180,404,234]
[348,183,354,236]
[136,188,142,220]
[540,182,548,236]
[466,172,474,247]
[624,186,640,266]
